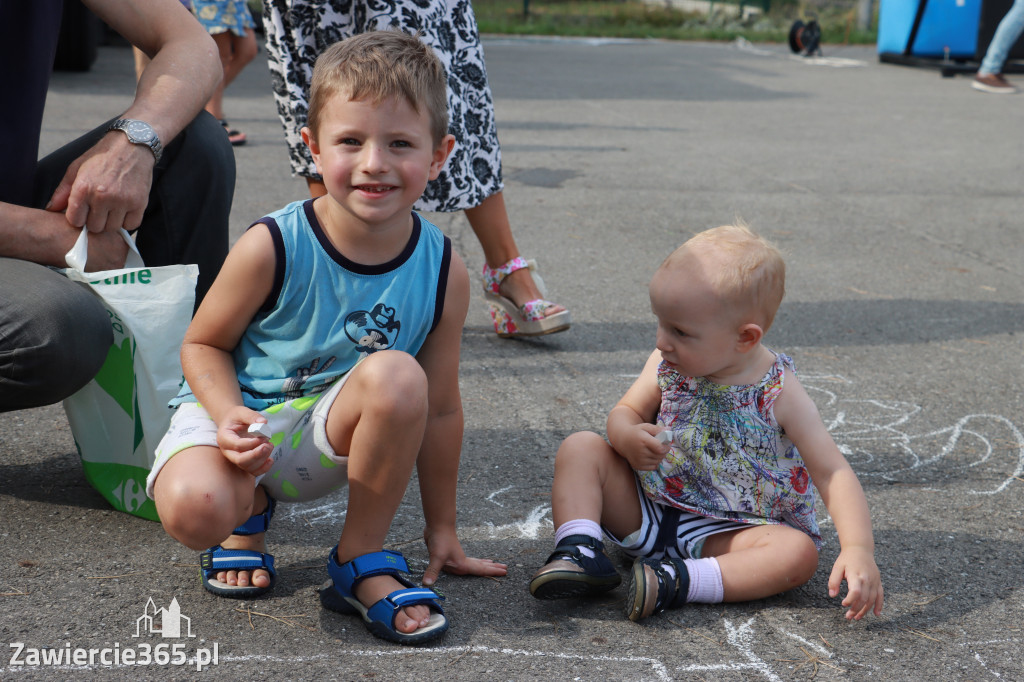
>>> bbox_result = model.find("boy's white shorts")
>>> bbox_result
[146,375,351,503]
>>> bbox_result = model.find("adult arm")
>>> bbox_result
[0,204,130,270]
[53,0,221,232]
[0,0,221,266]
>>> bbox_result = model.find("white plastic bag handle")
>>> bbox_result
[65,226,145,272]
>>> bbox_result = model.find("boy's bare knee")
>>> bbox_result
[357,350,428,415]
[156,479,240,550]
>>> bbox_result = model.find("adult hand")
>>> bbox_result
[46,133,155,233]
[83,226,132,271]
[0,204,129,270]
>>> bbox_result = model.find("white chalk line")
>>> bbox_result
[975,652,1002,678]
[674,617,871,680]
[962,637,1022,679]
[732,37,867,67]
[460,504,552,541]
[277,494,552,540]
[279,498,347,524]
[345,645,672,680]
[801,374,1024,495]
[779,628,831,657]
[676,618,783,681]
[1,647,668,679]
[486,484,514,508]
[192,647,670,681]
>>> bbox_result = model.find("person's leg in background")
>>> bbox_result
[464,191,567,322]
[206,27,259,144]
[974,0,1024,93]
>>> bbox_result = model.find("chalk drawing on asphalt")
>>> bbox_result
[800,373,1024,494]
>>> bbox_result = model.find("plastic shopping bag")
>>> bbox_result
[61,228,198,521]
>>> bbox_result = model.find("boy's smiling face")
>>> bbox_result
[303,93,453,232]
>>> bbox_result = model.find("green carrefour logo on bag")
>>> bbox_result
[92,337,146,452]
[93,338,136,417]
[80,461,159,522]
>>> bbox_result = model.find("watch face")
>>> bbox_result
[125,120,154,142]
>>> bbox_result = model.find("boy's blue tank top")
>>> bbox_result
[173,199,451,409]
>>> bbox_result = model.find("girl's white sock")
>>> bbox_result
[554,519,603,558]
[683,556,724,603]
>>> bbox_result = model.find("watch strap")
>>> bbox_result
[108,118,163,163]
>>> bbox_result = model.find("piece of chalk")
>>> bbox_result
[655,430,673,444]
[248,422,273,438]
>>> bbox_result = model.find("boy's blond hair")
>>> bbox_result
[664,223,786,331]
[306,30,449,144]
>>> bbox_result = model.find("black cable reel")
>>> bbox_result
[789,19,822,57]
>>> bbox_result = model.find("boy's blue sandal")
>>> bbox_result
[529,534,621,600]
[199,496,277,599]
[319,547,448,645]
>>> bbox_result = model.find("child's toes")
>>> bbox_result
[396,605,431,633]
[395,609,419,633]
[411,604,431,626]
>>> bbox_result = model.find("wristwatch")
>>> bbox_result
[107,118,163,163]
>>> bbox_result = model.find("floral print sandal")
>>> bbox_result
[482,257,571,338]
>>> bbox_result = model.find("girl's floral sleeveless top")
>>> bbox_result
[638,352,822,547]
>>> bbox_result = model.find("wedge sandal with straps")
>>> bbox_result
[482,257,571,338]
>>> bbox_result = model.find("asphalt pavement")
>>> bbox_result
[2,36,1023,681]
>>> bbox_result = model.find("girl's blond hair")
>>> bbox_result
[665,223,786,330]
